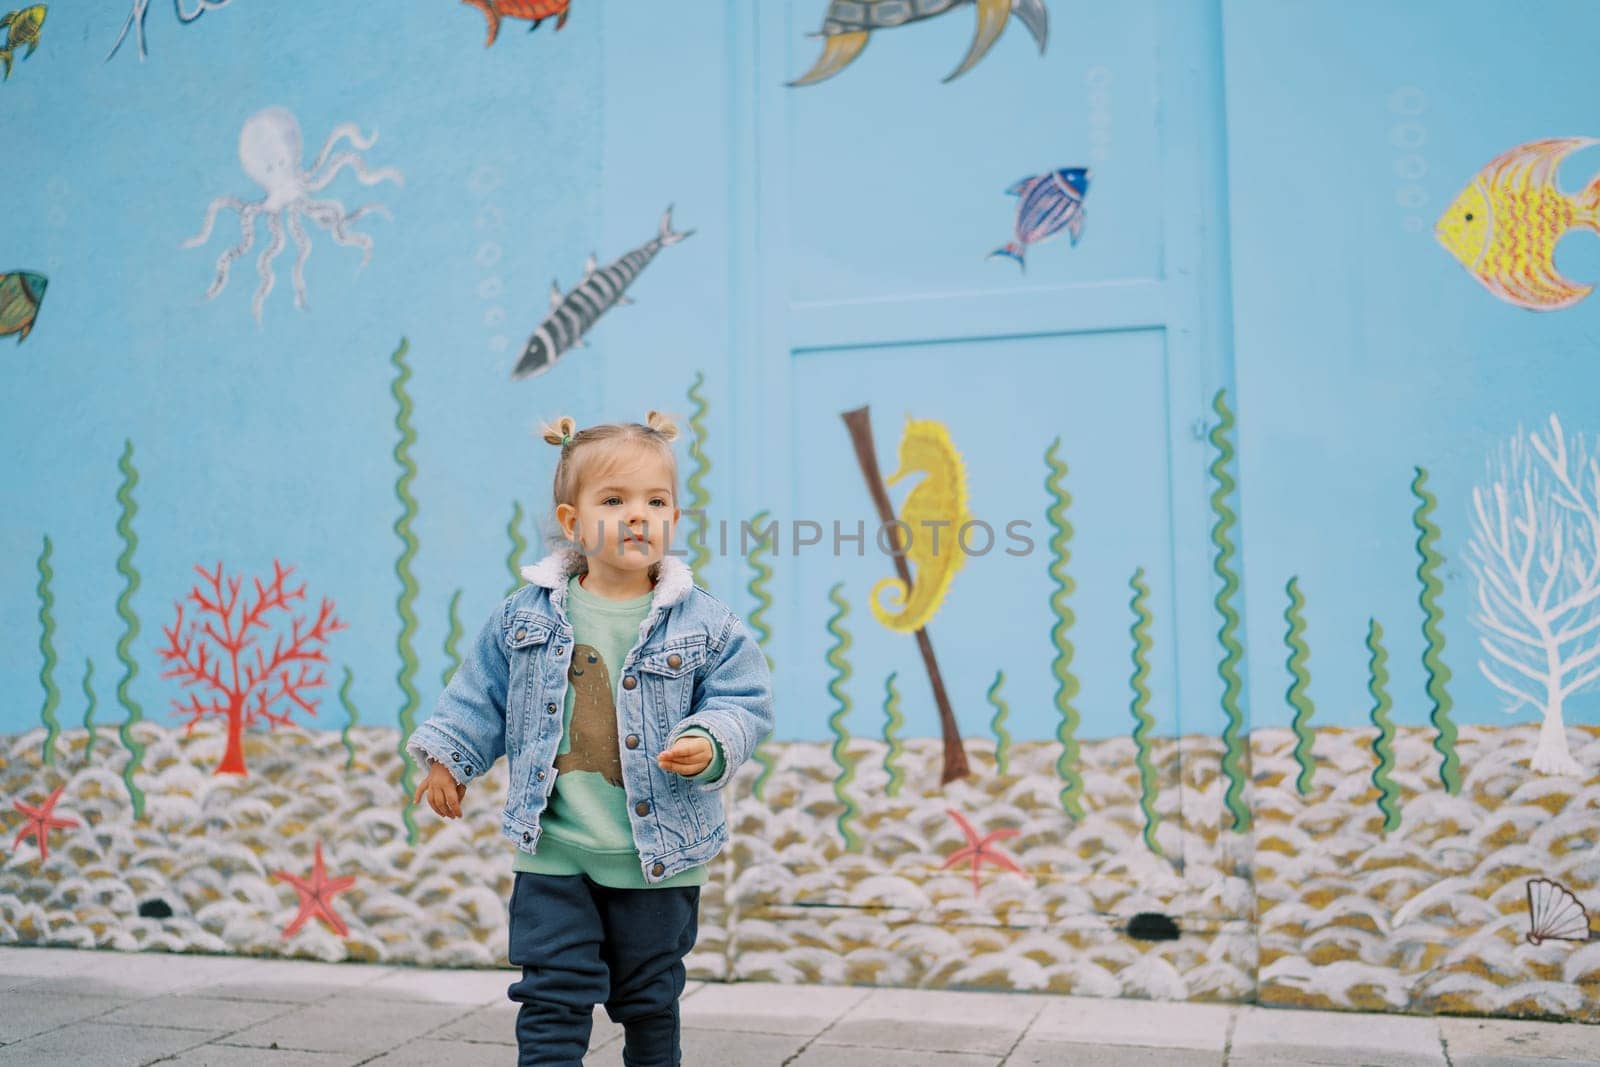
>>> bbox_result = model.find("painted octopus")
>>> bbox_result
[184,107,403,323]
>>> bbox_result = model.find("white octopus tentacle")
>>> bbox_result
[253,213,285,324]
[107,0,152,62]
[204,202,263,300]
[306,123,379,177]
[303,153,404,194]
[304,198,389,268]
[174,0,233,25]
[287,212,312,310]
[183,195,247,248]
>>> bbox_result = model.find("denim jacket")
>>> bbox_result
[405,548,775,884]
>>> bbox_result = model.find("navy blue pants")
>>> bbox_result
[506,870,700,1067]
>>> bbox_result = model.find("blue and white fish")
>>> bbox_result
[512,207,693,380]
[989,167,1090,270]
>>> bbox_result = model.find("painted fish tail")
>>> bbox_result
[658,205,695,247]
[988,242,1027,270]
[1,47,12,81]
[463,0,501,47]
[1579,173,1600,233]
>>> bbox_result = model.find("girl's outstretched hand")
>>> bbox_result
[657,735,713,778]
[415,760,468,819]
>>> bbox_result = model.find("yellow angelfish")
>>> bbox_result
[1436,137,1600,311]
[872,418,970,634]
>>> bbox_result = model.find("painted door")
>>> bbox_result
[599,1,1256,994]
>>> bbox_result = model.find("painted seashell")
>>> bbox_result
[1525,877,1595,946]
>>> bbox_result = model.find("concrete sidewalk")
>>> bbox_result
[0,947,1596,1066]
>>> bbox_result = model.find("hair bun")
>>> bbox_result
[645,410,680,443]
[540,415,578,447]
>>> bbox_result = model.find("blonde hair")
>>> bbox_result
[538,411,683,548]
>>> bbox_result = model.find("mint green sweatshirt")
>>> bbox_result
[515,574,724,888]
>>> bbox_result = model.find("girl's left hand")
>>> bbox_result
[657,735,713,777]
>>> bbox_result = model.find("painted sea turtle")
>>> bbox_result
[790,0,1048,87]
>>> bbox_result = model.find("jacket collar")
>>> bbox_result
[519,547,696,610]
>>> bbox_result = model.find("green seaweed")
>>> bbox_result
[685,371,713,586]
[743,511,776,666]
[442,589,464,687]
[81,659,98,763]
[744,510,777,800]
[1366,619,1401,834]
[506,502,527,597]
[35,536,60,766]
[986,670,1011,776]
[1044,437,1084,818]
[1128,567,1162,857]
[824,582,860,850]
[339,667,359,772]
[390,338,422,846]
[1207,390,1251,834]
[1411,467,1459,796]
[1284,577,1317,796]
[881,672,905,798]
[114,440,146,821]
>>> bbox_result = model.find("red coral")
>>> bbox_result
[159,561,345,776]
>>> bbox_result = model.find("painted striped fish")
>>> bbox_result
[989,167,1090,270]
[512,207,693,380]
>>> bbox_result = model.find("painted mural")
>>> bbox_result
[989,167,1090,270]
[463,0,573,45]
[4,0,1600,1035]
[842,407,970,784]
[0,270,47,343]
[789,0,1049,86]
[185,107,403,322]
[512,207,693,380]
[107,0,231,63]
[0,3,45,80]
[1435,138,1600,311]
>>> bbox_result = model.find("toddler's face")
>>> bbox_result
[558,447,679,575]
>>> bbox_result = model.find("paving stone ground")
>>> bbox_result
[0,947,1596,1065]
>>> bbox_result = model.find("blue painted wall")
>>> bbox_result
[1223,0,1600,738]
[4,0,1599,756]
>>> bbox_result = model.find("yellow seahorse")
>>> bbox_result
[872,417,971,633]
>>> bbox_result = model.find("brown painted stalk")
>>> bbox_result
[840,405,970,784]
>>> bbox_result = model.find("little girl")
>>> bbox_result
[406,411,774,1067]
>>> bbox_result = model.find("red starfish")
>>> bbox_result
[939,808,1026,895]
[10,783,79,863]
[272,841,356,939]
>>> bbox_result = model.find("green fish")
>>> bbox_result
[0,4,46,81]
[0,271,47,343]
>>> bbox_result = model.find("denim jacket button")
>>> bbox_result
[546,702,557,714]
[515,627,527,641]
[537,770,546,781]
[634,800,650,816]
[451,751,462,762]
[554,645,565,656]
[650,862,665,877]
[625,734,640,750]
[667,653,682,669]
[522,832,531,843]
[622,676,637,691]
